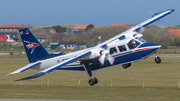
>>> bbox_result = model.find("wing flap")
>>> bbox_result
[15,51,91,81]
[7,62,41,76]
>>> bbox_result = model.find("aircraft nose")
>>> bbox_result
[138,42,161,49]
[156,43,161,48]
[150,42,161,48]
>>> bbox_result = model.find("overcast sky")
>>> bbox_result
[0,0,179,26]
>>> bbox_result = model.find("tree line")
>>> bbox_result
[67,25,180,49]
[42,24,180,49]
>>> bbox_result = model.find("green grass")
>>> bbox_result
[0,54,180,100]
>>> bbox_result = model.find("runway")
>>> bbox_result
[0,99,97,101]
[0,99,62,101]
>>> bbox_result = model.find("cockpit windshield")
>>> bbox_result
[127,39,141,49]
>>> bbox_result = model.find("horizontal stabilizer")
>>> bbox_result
[7,62,41,76]
[15,72,45,81]
[15,51,91,81]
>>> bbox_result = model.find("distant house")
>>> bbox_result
[66,25,87,34]
[111,23,127,27]
[0,35,7,42]
[77,43,86,49]
[0,32,19,42]
[49,42,86,50]
[34,35,50,43]
[0,24,26,42]
[167,29,180,38]
[59,42,77,49]
[49,42,59,50]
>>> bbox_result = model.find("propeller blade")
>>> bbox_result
[98,54,106,65]
[139,27,145,34]
[107,55,115,65]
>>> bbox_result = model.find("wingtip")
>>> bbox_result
[169,9,174,12]
[6,74,11,76]
[6,71,20,76]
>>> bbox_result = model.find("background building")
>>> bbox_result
[0,24,26,42]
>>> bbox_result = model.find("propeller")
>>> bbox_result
[98,35,126,65]
[139,27,145,34]
[98,49,115,66]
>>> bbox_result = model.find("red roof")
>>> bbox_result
[111,23,127,27]
[73,25,87,29]
[0,24,26,28]
[167,29,180,36]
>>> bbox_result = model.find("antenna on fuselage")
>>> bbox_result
[149,11,154,16]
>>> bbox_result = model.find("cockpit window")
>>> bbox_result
[110,47,117,55]
[118,45,127,52]
[127,39,141,49]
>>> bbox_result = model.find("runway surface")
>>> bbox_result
[0,99,97,101]
[0,99,62,101]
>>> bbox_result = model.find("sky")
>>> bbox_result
[0,0,179,26]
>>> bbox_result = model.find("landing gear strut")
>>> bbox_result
[82,61,98,86]
[155,52,161,64]
[122,63,131,69]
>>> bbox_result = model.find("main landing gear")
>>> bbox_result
[82,61,98,86]
[155,52,161,64]
[122,63,131,69]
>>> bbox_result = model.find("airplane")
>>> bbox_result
[7,9,174,86]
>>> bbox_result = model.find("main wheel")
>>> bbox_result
[127,63,131,67]
[94,77,98,84]
[155,56,161,64]
[88,79,95,86]
[122,64,128,69]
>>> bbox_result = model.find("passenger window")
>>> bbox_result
[118,45,127,52]
[110,47,117,54]
[127,39,140,49]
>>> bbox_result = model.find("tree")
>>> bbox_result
[85,24,94,31]
[52,25,66,33]
[68,34,84,44]
[51,33,68,42]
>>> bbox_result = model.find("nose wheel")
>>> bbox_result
[155,52,161,64]
[122,63,131,69]
[155,56,161,64]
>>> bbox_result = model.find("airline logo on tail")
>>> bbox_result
[26,43,39,49]
[24,41,39,54]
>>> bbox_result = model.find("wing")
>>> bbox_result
[98,9,174,48]
[15,51,91,81]
[7,62,41,76]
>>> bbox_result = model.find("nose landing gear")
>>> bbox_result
[122,63,131,69]
[155,52,161,64]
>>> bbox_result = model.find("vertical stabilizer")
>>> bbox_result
[19,28,49,63]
